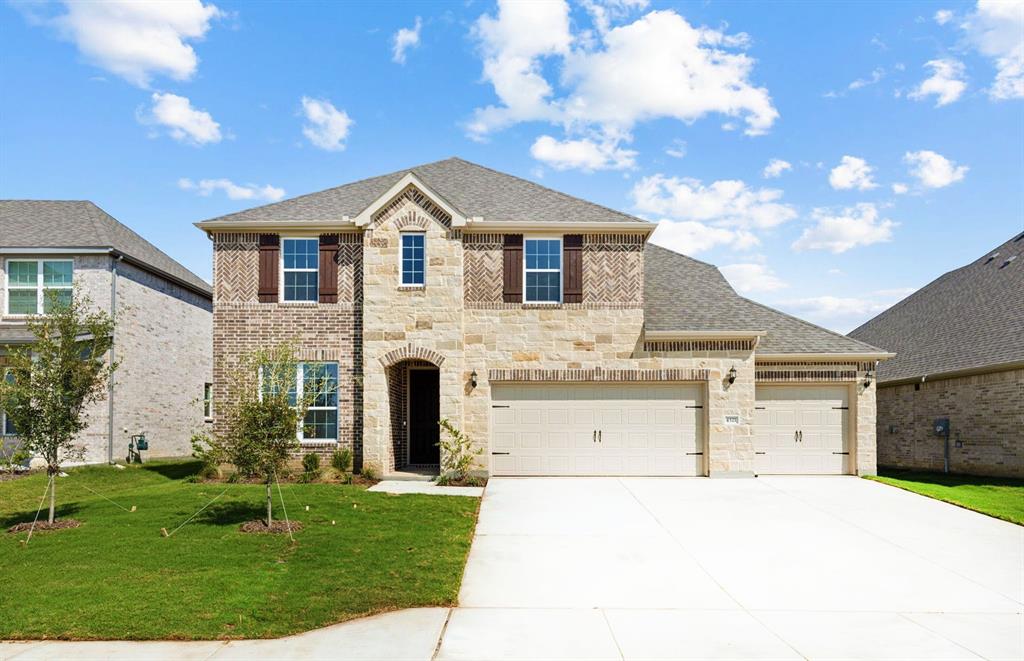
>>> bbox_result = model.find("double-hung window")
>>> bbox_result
[400,233,425,286]
[282,239,319,302]
[6,260,73,315]
[203,383,213,420]
[524,238,562,303]
[261,362,338,442]
[1,369,16,436]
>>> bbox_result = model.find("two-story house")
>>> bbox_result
[196,158,890,478]
[1,201,213,464]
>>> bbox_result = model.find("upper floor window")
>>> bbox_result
[524,238,561,303]
[282,239,318,302]
[401,233,425,286]
[5,260,73,316]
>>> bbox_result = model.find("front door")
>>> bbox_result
[408,369,440,465]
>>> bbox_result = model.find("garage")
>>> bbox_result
[489,383,704,476]
[754,385,850,474]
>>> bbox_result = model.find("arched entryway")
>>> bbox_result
[385,358,441,471]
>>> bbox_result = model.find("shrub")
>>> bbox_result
[360,465,379,481]
[302,452,320,474]
[331,448,352,473]
[190,432,223,479]
[437,418,483,482]
[0,444,30,476]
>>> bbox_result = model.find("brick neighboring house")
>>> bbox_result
[197,158,890,478]
[1,201,213,464]
[850,233,1024,478]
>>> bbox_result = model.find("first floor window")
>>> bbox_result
[203,383,213,419]
[6,259,73,315]
[1,369,16,436]
[282,238,319,302]
[524,238,561,303]
[401,233,425,285]
[260,362,338,442]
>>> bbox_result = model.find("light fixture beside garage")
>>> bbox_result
[470,370,478,389]
[727,366,737,385]
[864,370,873,387]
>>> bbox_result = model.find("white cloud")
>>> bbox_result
[962,0,1024,100]
[580,0,650,34]
[720,263,787,293]
[143,92,221,145]
[392,17,422,64]
[903,150,968,188]
[648,220,758,255]
[934,9,954,25]
[530,135,637,171]
[44,0,222,87]
[828,156,878,190]
[908,59,967,106]
[664,138,687,159]
[632,175,798,231]
[469,2,777,168]
[776,288,916,333]
[178,177,285,201]
[793,203,896,253]
[848,67,885,90]
[762,158,792,179]
[892,182,909,194]
[300,97,353,151]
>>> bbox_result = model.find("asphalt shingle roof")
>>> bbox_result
[1,200,211,296]
[849,233,1024,383]
[645,244,885,355]
[199,157,649,226]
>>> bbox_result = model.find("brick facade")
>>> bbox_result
[207,184,879,477]
[876,367,1023,477]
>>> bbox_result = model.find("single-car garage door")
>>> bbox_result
[490,383,704,476]
[754,385,850,474]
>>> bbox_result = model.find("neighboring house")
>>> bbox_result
[850,233,1024,478]
[196,157,890,478]
[1,201,213,464]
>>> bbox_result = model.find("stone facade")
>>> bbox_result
[876,367,1023,477]
[0,253,212,464]
[207,185,879,477]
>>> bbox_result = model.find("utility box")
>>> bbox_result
[933,418,950,436]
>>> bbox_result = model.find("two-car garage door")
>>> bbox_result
[490,383,704,476]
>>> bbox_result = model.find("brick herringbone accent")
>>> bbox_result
[464,233,504,303]
[488,367,709,382]
[755,361,866,382]
[645,339,756,352]
[372,185,452,229]
[213,233,259,302]
[379,344,446,367]
[583,234,644,305]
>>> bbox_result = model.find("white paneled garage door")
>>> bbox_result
[490,383,704,476]
[754,385,850,475]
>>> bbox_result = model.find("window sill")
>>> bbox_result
[397,285,426,291]
[299,439,338,446]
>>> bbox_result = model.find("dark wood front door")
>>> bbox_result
[408,369,440,465]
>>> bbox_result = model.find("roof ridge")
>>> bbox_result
[442,157,646,224]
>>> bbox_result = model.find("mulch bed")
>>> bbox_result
[239,520,304,534]
[8,519,82,534]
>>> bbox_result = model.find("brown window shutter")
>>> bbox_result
[502,234,523,303]
[257,234,279,303]
[318,234,339,303]
[562,235,583,303]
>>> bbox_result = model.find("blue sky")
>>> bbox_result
[2,0,1021,332]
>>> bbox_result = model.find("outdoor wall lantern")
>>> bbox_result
[864,370,874,387]
[470,370,478,389]
[727,366,737,385]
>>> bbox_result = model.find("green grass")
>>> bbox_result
[866,470,1024,525]
[0,460,479,640]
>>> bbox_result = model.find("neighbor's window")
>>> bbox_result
[1,369,16,436]
[401,233,425,286]
[524,238,561,303]
[281,238,319,302]
[6,260,73,315]
[260,362,338,442]
[203,383,213,419]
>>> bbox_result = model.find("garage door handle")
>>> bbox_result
[593,430,597,443]
[598,430,602,443]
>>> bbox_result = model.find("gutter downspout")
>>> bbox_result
[107,255,122,464]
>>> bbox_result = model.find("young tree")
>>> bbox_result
[0,291,116,524]
[206,343,330,528]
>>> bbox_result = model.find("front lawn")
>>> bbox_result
[0,460,479,640]
[867,470,1024,525]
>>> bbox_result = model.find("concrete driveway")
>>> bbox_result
[4,476,1021,660]
[441,476,1023,660]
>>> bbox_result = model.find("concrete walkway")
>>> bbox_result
[367,480,484,497]
[4,476,1022,660]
